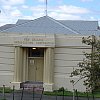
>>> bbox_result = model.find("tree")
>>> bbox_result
[71,35,100,91]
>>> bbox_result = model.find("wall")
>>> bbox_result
[54,34,91,92]
[0,34,91,91]
[0,46,15,87]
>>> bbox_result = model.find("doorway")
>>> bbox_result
[28,58,44,82]
[28,48,44,82]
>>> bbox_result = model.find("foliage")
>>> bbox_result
[0,87,13,93]
[71,35,100,91]
[58,87,65,92]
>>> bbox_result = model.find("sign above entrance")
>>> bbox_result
[0,34,55,47]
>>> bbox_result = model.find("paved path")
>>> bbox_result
[0,92,100,100]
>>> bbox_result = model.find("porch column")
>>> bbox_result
[12,47,23,89]
[22,48,28,81]
[14,47,23,82]
[43,47,54,91]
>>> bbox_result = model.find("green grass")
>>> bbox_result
[44,90,72,96]
[44,90,100,98]
[0,87,13,93]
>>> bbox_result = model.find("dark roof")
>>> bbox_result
[0,16,100,35]
[59,20,99,35]
[0,24,15,31]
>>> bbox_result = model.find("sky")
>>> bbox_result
[0,0,100,26]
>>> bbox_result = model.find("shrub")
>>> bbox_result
[0,87,12,93]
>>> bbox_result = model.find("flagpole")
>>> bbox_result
[46,0,47,16]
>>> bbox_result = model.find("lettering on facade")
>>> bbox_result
[14,37,54,46]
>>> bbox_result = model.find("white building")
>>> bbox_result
[0,16,99,91]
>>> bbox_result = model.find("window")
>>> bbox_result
[28,48,44,57]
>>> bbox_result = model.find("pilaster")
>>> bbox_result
[43,47,54,91]
[14,47,23,82]
[22,48,28,81]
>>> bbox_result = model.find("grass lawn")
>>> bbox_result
[0,87,13,93]
[44,90,100,98]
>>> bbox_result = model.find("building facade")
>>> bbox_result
[0,16,99,91]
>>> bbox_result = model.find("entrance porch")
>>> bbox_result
[12,47,54,91]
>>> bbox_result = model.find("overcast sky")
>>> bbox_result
[0,0,100,26]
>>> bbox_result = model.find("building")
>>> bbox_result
[0,16,99,91]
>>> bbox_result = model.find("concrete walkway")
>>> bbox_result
[0,92,100,100]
